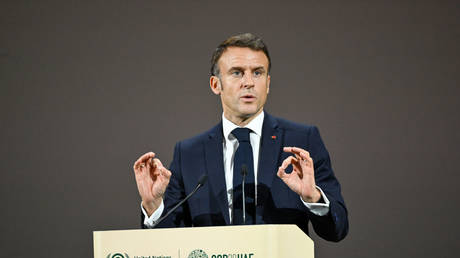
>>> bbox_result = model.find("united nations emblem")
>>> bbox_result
[106,253,129,258]
[188,249,208,258]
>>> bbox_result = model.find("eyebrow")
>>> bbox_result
[228,66,266,72]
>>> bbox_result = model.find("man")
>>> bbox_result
[133,33,348,242]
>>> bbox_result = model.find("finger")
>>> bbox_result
[277,161,301,180]
[137,152,156,164]
[299,150,311,161]
[153,158,164,168]
[282,156,303,175]
[284,147,312,162]
[152,158,163,173]
[134,152,156,169]
[283,147,303,162]
[134,162,147,173]
[162,166,172,179]
[278,155,291,178]
[282,147,300,159]
[277,165,288,179]
[299,154,313,169]
[283,146,293,153]
[287,147,308,156]
[159,168,172,184]
[294,152,302,161]
[147,157,156,167]
[284,146,306,156]
[280,156,297,170]
[153,158,171,179]
[145,157,155,174]
[291,146,306,153]
[307,157,314,168]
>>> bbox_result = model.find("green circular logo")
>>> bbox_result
[106,253,129,258]
[188,249,208,258]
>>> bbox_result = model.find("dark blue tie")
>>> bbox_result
[232,128,255,224]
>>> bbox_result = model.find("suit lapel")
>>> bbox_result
[204,123,231,224]
[257,113,282,215]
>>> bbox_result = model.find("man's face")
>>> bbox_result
[210,47,270,124]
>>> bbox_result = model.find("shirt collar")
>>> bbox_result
[222,111,264,140]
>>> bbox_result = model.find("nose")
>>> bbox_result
[241,72,255,88]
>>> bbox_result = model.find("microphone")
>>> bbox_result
[152,173,208,228]
[241,164,248,224]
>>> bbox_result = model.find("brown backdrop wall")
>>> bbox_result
[1,1,459,257]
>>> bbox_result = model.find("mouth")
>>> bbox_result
[240,94,256,102]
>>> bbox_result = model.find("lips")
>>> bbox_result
[240,94,256,101]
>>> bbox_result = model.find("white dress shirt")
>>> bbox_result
[142,111,330,227]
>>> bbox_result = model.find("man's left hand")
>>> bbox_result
[277,147,321,203]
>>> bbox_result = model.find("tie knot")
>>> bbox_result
[232,128,251,142]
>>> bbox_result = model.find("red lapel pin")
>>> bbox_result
[271,135,277,139]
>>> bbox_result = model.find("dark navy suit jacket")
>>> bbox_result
[142,113,348,242]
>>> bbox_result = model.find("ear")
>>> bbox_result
[266,74,270,94]
[210,76,222,95]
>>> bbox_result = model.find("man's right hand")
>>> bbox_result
[133,152,171,216]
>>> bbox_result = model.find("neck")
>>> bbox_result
[224,110,263,127]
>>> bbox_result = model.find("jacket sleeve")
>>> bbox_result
[307,126,349,242]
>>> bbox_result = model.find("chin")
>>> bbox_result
[239,109,260,118]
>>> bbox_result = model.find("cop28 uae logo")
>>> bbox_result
[106,253,129,258]
[188,249,208,258]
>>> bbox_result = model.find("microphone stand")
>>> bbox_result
[152,174,208,228]
[241,164,248,225]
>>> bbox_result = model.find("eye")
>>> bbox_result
[254,70,263,76]
[231,70,242,77]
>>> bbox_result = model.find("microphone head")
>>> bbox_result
[198,174,208,185]
[241,164,248,176]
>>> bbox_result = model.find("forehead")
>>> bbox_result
[218,47,269,70]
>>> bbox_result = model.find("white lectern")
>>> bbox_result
[94,224,314,258]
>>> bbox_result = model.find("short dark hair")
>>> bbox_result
[210,33,271,76]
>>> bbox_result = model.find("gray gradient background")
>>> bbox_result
[1,1,459,257]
